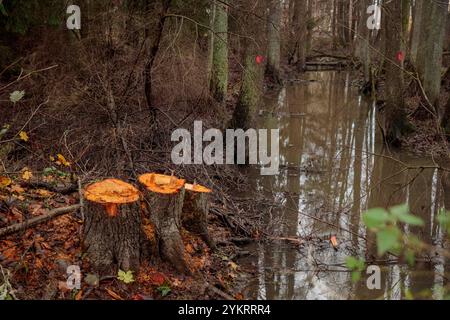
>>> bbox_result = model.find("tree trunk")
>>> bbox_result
[401,0,410,54]
[289,0,307,70]
[410,0,423,65]
[138,174,190,273]
[383,0,410,146]
[415,0,449,108]
[441,97,450,137]
[305,0,314,59]
[144,0,172,117]
[266,0,282,84]
[207,1,216,86]
[83,200,146,273]
[355,0,370,83]
[210,1,229,103]
[182,188,215,250]
[230,41,259,129]
[332,0,337,49]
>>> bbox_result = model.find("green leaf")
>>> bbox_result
[376,227,400,256]
[117,269,134,284]
[390,204,424,226]
[157,283,171,297]
[389,204,409,217]
[9,90,25,103]
[345,256,365,271]
[395,213,424,226]
[351,271,361,283]
[363,208,389,229]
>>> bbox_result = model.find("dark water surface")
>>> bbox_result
[239,71,450,300]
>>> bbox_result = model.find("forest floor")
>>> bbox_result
[0,172,256,300]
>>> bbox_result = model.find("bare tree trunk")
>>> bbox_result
[332,0,337,49]
[289,0,307,70]
[210,1,229,103]
[266,0,282,84]
[305,0,314,58]
[410,0,423,65]
[207,1,216,85]
[383,0,410,146]
[415,0,449,109]
[355,0,370,83]
[441,96,450,137]
[144,0,172,117]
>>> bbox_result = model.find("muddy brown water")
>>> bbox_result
[238,71,450,300]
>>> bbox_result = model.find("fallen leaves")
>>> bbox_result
[21,168,33,181]
[9,90,25,103]
[19,131,29,142]
[137,267,167,287]
[36,189,53,198]
[117,269,135,284]
[10,184,25,194]
[56,154,71,167]
[0,176,12,188]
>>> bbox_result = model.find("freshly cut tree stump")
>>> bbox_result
[83,178,145,273]
[182,183,215,249]
[138,173,189,273]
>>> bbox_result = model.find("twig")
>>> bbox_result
[0,204,81,238]
[0,65,58,92]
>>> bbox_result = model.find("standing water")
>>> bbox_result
[238,71,450,300]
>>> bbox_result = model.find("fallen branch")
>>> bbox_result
[19,180,78,195]
[0,204,81,238]
[206,283,235,300]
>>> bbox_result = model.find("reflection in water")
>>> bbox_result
[240,71,450,300]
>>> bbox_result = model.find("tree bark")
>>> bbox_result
[355,0,370,82]
[182,191,215,249]
[289,0,307,70]
[144,0,172,116]
[415,0,449,108]
[441,97,450,137]
[83,200,146,273]
[230,40,259,130]
[410,0,423,65]
[382,0,410,146]
[142,187,190,273]
[210,1,229,103]
[266,0,282,84]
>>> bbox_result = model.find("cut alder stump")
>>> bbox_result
[182,183,216,250]
[138,173,189,273]
[83,179,146,273]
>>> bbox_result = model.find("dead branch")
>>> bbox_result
[0,204,81,238]
[206,283,235,300]
[19,180,78,195]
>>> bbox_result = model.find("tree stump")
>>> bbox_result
[83,178,145,273]
[138,173,189,273]
[182,183,216,250]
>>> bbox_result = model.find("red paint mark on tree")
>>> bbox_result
[256,55,264,65]
[396,51,405,62]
